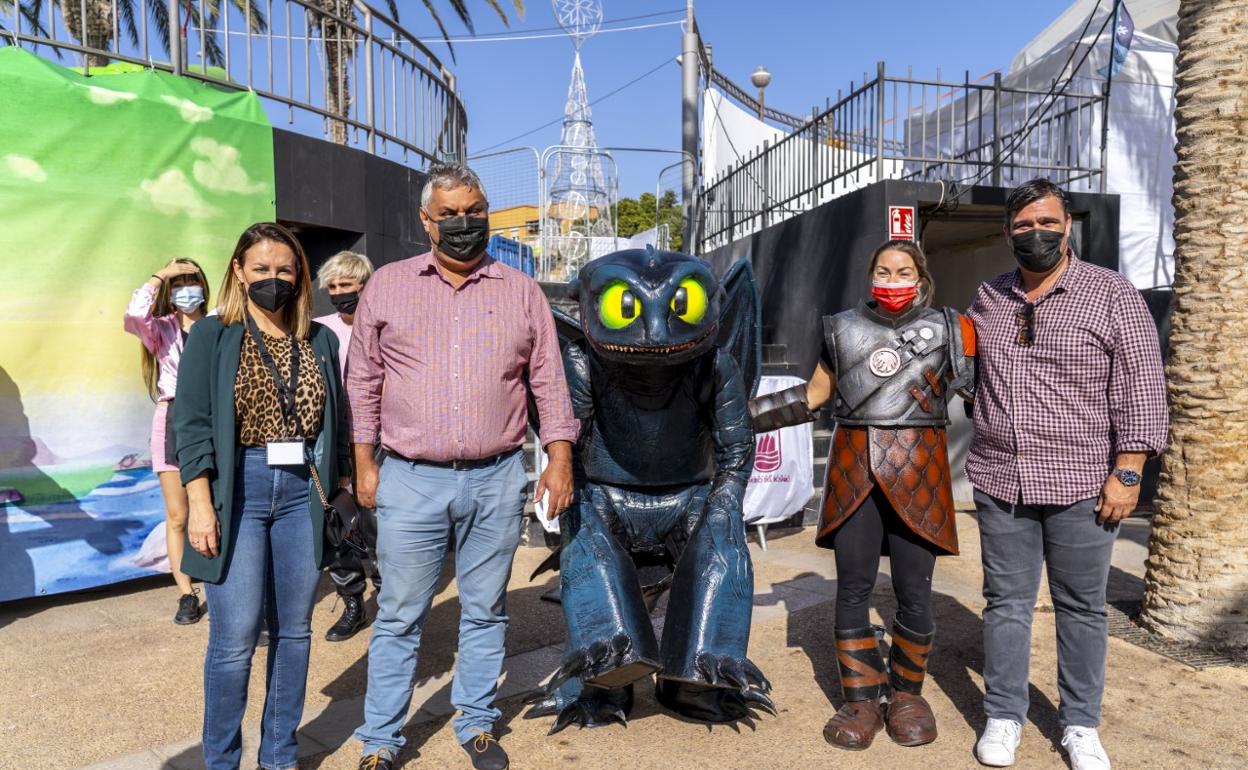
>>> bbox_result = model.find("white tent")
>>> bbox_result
[905,2,1178,288]
[1011,0,1179,70]
[1010,1,1178,289]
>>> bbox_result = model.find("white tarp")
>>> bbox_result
[1011,0,1178,71]
[744,376,815,526]
[1013,22,1177,289]
[904,12,1177,289]
[701,87,904,245]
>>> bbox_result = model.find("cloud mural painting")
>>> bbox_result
[138,168,222,219]
[191,137,268,195]
[3,154,48,183]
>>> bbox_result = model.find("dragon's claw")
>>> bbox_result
[529,683,635,735]
[656,655,776,724]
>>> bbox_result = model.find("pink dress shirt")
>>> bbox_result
[346,251,578,461]
[314,312,352,378]
[123,283,183,402]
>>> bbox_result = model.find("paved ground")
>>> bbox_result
[3,513,1246,770]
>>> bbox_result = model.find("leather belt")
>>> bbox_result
[386,447,519,472]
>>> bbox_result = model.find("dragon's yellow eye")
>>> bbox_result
[671,277,708,325]
[599,281,641,329]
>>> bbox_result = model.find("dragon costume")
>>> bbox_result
[525,247,774,732]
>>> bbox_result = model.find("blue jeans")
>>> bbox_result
[202,448,320,770]
[975,490,1119,728]
[356,450,527,754]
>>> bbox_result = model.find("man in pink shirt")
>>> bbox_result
[349,164,577,770]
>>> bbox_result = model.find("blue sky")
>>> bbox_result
[417,0,1076,198]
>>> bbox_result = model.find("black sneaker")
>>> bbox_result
[326,594,367,642]
[358,749,394,770]
[461,732,508,770]
[174,592,202,625]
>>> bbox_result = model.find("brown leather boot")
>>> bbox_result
[823,626,886,750]
[886,621,937,746]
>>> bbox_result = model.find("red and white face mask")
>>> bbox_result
[871,281,918,313]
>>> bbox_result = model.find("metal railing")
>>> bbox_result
[700,63,1106,252]
[1,0,466,166]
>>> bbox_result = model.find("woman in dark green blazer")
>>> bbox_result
[175,222,350,770]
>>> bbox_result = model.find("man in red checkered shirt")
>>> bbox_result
[966,179,1168,770]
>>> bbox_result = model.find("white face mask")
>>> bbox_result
[171,285,205,313]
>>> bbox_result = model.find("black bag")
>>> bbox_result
[307,461,369,557]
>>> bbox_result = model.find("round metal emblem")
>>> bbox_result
[868,347,902,378]
[919,327,934,340]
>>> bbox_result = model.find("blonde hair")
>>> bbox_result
[317,250,374,289]
[869,239,935,308]
[215,223,315,339]
[141,258,209,401]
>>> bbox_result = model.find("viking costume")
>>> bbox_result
[752,298,975,750]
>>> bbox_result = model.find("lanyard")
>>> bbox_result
[244,311,302,437]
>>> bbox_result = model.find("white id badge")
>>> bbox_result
[267,439,305,466]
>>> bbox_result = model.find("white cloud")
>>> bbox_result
[82,84,139,105]
[190,137,267,195]
[138,168,220,218]
[3,155,48,183]
[160,95,214,123]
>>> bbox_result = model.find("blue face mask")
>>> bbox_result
[171,285,205,312]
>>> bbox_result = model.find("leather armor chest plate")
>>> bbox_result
[825,304,954,426]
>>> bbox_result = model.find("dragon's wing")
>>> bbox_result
[716,259,762,398]
[552,305,584,346]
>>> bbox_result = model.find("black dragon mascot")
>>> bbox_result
[526,246,774,732]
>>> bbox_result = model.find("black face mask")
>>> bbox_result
[248,278,296,312]
[433,215,490,263]
[1011,229,1066,273]
[329,291,359,315]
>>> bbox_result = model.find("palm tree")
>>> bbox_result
[29,0,265,69]
[1140,0,1248,648]
[318,0,525,144]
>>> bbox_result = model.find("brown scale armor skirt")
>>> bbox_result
[815,425,959,555]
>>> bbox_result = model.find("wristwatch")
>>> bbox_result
[1113,468,1141,487]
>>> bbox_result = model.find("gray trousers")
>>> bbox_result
[975,489,1118,728]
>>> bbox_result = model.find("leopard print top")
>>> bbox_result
[234,331,326,447]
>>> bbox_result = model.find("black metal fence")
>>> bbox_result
[700,63,1106,252]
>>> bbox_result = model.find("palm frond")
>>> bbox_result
[419,0,455,62]
[117,0,140,48]
[443,0,473,34]
[1,0,53,40]
[229,0,267,34]
[480,0,523,28]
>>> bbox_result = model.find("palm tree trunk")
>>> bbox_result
[1140,0,1248,647]
[60,0,115,67]
[320,0,355,145]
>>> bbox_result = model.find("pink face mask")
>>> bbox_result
[871,281,918,312]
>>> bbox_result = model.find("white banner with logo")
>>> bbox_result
[744,376,815,525]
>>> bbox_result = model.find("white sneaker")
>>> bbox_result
[1062,726,1111,770]
[976,718,1022,767]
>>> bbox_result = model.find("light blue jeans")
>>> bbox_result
[355,450,528,754]
[202,448,320,770]
[975,489,1119,728]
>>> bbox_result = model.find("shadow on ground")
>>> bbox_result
[161,559,561,770]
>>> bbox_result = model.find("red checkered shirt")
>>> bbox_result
[965,254,1168,505]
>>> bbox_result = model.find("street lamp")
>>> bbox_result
[750,65,771,121]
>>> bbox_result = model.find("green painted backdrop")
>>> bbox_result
[0,47,275,600]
